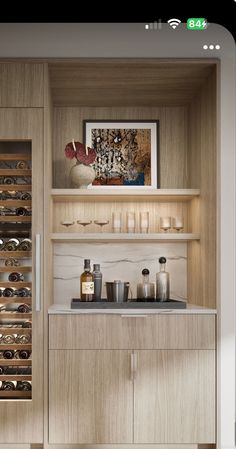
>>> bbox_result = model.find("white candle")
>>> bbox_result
[140,211,149,233]
[126,212,136,233]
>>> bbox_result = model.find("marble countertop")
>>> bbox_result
[48,303,217,315]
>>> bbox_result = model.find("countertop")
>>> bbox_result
[48,303,217,315]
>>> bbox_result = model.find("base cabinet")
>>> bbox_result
[49,346,215,445]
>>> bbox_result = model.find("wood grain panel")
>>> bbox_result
[0,108,44,443]
[187,68,216,308]
[134,350,215,443]
[53,106,188,189]
[0,63,44,107]
[49,350,133,444]
[49,60,213,107]
[43,445,198,449]
[49,314,215,350]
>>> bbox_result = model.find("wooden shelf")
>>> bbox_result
[0,200,31,207]
[0,185,31,191]
[0,375,31,381]
[0,313,31,319]
[0,154,31,161]
[0,169,31,176]
[0,390,31,398]
[0,329,31,335]
[0,298,31,304]
[50,232,200,243]
[0,251,31,258]
[0,282,31,288]
[0,344,31,350]
[0,266,31,273]
[0,216,31,223]
[0,359,31,366]
[51,188,200,202]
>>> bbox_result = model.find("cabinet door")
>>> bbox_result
[134,350,215,444]
[49,350,133,444]
[0,109,44,443]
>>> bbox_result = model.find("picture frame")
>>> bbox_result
[83,120,159,189]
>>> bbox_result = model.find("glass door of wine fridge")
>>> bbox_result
[0,142,32,399]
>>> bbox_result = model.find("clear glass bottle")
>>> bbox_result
[80,259,94,302]
[137,268,155,301]
[156,257,170,302]
[92,264,102,301]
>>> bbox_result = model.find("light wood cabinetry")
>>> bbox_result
[49,314,216,445]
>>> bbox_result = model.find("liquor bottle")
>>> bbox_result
[2,287,15,297]
[3,350,14,359]
[17,304,31,313]
[1,381,16,390]
[15,287,31,297]
[8,272,24,282]
[92,264,102,301]
[137,268,155,302]
[156,257,170,302]
[80,259,94,302]
[16,381,31,391]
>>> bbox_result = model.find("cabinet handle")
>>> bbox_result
[121,314,149,318]
[130,353,138,381]
[35,234,41,312]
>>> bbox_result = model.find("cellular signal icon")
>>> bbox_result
[168,18,181,29]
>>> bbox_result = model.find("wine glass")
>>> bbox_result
[94,220,109,232]
[60,220,75,228]
[77,220,92,232]
[160,217,171,232]
[172,216,184,232]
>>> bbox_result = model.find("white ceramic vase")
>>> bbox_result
[70,162,95,189]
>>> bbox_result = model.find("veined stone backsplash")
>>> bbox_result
[53,243,187,304]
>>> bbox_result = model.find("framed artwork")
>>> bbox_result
[83,120,159,188]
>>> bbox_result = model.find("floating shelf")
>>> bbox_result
[50,232,200,243]
[0,313,31,319]
[0,267,32,273]
[0,344,31,350]
[51,188,200,202]
[0,154,31,161]
[0,329,31,335]
[0,359,31,366]
[0,216,31,223]
[0,375,32,381]
[0,185,31,192]
[0,200,31,207]
[0,282,31,288]
[0,390,31,398]
[0,251,31,258]
[0,169,31,177]
[0,298,31,304]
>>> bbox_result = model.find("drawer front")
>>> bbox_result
[49,314,215,350]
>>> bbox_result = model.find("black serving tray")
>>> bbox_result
[71,299,187,309]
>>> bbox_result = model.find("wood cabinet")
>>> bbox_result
[49,314,216,445]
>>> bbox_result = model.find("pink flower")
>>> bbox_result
[65,143,76,159]
[65,141,96,166]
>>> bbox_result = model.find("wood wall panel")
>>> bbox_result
[0,63,44,107]
[53,106,188,189]
[187,69,216,308]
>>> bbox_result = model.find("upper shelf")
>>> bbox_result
[51,188,200,202]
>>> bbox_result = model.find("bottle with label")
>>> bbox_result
[92,264,102,301]
[156,257,170,302]
[80,259,94,302]
[137,268,155,302]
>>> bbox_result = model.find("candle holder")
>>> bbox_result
[160,216,171,232]
[172,216,184,232]
[126,211,136,233]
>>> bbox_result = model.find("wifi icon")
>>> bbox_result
[168,18,181,29]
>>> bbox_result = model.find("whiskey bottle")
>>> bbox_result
[156,257,170,302]
[92,264,102,301]
[80,259,94,302]
[8,272,24,282]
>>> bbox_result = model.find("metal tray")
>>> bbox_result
[71,299,187,309]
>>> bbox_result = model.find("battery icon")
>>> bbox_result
[187,18,207,30]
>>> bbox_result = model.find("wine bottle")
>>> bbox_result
[3,238,20,251]
[0,366,7,375]
[2,288,15,297]
[17,304,31,313]
[3,176,16,185]
[18,239,32,251]
[15,334,31,344]
[15,287,31,297]
[1,381,16,390]
[16,161,28,170]
[2,334,16,344]
[5,258,19,267]
[3,350,14,359]
[15,207,30,216]
[19,192,31,201]
[80,259,94,302]
[16,381,31,391]
[22,321,32,328]
[8,272,24,282]
[15,350,31,359]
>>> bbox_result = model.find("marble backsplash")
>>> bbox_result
[53,243,187,304]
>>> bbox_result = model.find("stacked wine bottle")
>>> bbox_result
[0,151,32,399]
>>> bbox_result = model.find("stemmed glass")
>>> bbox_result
[77,220,92,232]
[60,220,75,228]
[160,217,171,232]
[172,216,184,232]
[94,220,109,232]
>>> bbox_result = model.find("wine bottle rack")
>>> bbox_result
[0,148,32,400]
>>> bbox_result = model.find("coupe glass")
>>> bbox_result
[94,220,109,232]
